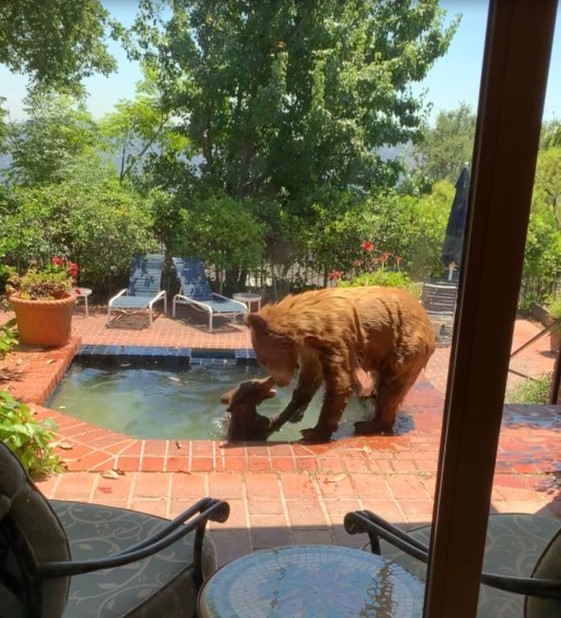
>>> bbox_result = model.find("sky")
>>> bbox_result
[0,1,560,125]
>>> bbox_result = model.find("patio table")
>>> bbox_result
[233,292,262,312]
[197,544,424,617]
[74,287,92,317]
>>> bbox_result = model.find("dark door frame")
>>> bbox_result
[424,1,558,617]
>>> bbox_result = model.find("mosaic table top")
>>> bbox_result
[198,544,424,618]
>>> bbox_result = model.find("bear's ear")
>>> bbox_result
[220,389,233,404]
[245,313,268,331]
[260,375,277,399]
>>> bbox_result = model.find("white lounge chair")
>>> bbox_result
[107,254,167,326]
[172,257,247,332]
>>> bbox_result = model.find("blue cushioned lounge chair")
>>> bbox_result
[107,254,167,326]
[172,257,248,332]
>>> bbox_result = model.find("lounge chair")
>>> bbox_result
[421,279,458,345]
[344,509,561,617]
[0,442,230,618]
[108,254,167,326]
[172,257,248,332]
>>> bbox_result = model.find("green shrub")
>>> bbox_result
[505,374,551,405]
[0,319,18,359]
[0,390,62,478]
[545,296,561,319]
[338,269,413,289]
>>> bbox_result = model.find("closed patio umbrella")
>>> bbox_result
[441,165,470,280]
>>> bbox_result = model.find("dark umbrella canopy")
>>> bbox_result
[441,165,470,270]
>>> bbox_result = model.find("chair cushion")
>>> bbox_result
[378,513,560,618]
[51,501,217,618]
[183,283,212,300]
[0,443,70,618]
[129,274,161,297]
[525,527,561,618]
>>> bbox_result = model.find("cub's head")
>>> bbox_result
[220,376,277,442]
[220,376,277,409]
[245,313,298,387]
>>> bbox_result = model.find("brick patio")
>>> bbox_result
[1,302,561,566]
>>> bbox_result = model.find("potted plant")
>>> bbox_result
[6,257,79,347]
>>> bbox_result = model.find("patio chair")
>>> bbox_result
[421,279,458,345]
[344,509,561,617]
[108,254,167,326]
[171,257,248,332]
[0,442,230,618]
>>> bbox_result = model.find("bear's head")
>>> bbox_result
[220,376,277,442]
[245,313,299,387]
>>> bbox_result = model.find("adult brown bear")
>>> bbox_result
[245,286,436,442]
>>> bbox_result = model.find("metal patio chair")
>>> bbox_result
[0,443,230,617]
[345,509,561,617]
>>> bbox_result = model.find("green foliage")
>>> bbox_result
[338,269,413,289]
[365,183,453,280]
[175,194,265,291]
[2,177,155,293]
[533,147,561,225]
[519,147,561,308]
[520,208,561,308]
[98,76,185,183]
[540,120,561,150]
[0,391,62,479]
[545,296,561,319]
[0,320,18,359]
[414,103,476,184]
[6,258,78,300]
[7,92,102,186]
[296,194,371,277]
[0,0,116,93]
[128,0,457,208]
[505,375,551,405]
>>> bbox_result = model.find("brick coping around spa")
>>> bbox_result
[2,332,559,482]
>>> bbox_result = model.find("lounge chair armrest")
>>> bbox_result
[174,294,211,311]
[344,510,429,561]
[108,288,130,304]
[148,289,167,307]
[38,497,230,583]
[211,293,247,310]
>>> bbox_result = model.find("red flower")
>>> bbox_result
[67,262,79,278]
[362,241,374,252]
[328,270,342,281]
[52,256,64,266]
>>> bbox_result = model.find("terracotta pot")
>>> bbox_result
[9,293,75,347]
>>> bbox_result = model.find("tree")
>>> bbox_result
[98,73,188,183]
[414,102,476,184]
[129,0,457,206]
[175,194,265,293]
[540,119,561,150]
[533,147,561,227]
[3,175,155,293]
[519,146,561,306]
[7,92,102,186]
[0,0,116,93]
